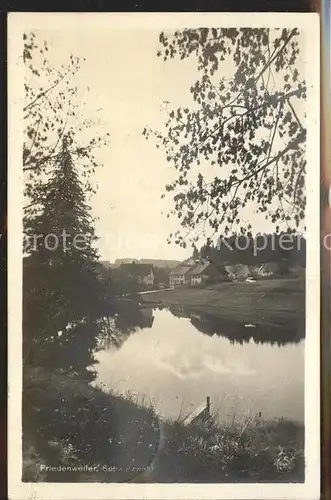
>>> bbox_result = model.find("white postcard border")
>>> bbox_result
[8,12,320,500]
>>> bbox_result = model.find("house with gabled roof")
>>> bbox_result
[169,265,194,288]
[187,261,221,287]
[120,262,155,287]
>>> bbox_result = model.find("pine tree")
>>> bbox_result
[23,135,101,372]
[192,245,199,260]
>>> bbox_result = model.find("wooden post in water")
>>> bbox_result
[206,396,211,416]
[183,396,212,426]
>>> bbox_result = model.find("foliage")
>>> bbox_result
[199,231,306,267]
[23,366,160,482]
[192,245,199,260]
[23,137,102,375]
[160,416,304,483]
[109,267,145,295]
[143,28,306,247]
[153,266,170,285]
[22,33,114,376]
[23,32,110,220]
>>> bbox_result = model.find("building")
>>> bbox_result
[169,265,193,287]
[120,262,155,287]
[187,261,220,287]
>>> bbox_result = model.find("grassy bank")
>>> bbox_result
[23,366,160,483]
[155,417,304,483]
[23,366,304,483]
[141,277,305,326]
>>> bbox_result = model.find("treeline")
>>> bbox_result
[95,263,170,296]
[197,232,306,270]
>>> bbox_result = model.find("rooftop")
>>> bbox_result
[187,262,211,276]
[170,265,193,276]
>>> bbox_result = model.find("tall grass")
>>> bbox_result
[23,366,304,483]
[156,413,304,483]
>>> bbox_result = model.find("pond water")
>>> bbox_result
[93,307,304,424]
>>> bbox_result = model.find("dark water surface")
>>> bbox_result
[93,307,304,424]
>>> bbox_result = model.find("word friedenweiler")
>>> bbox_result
[39,464,154,473]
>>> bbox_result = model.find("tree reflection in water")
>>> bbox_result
[169,307,304,346]
[96,302,155,350]
[95,301,303,354]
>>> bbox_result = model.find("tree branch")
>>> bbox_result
[184,86,306,158]
[267,101,284,164]
[24,200,42,211]
[23,119,41,165]
[293,160,306,205]
[254,29,298,84]
[23,75,65,112]
[233,131,306,187]
[287,97,304,131]
[23,153,57,171]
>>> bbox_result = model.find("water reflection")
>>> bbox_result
[169,307,304,346]
[96,302,154,350]
[93,307,304,424]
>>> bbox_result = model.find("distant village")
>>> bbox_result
[99,257,223,290]
[97,255,298,292]
[97,233,305,292]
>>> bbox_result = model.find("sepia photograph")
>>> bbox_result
[8,12,320,500]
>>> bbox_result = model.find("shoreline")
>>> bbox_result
[23,366,305,483]
[140,278,305,329]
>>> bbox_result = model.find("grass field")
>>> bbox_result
[141,277,305,326]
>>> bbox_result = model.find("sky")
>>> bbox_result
[32,27,305,262]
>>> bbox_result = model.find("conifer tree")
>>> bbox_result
[24,135,101,372]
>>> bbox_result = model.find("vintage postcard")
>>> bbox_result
[8,12,320,500]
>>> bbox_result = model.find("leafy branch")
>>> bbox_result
[144,27,307,247]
